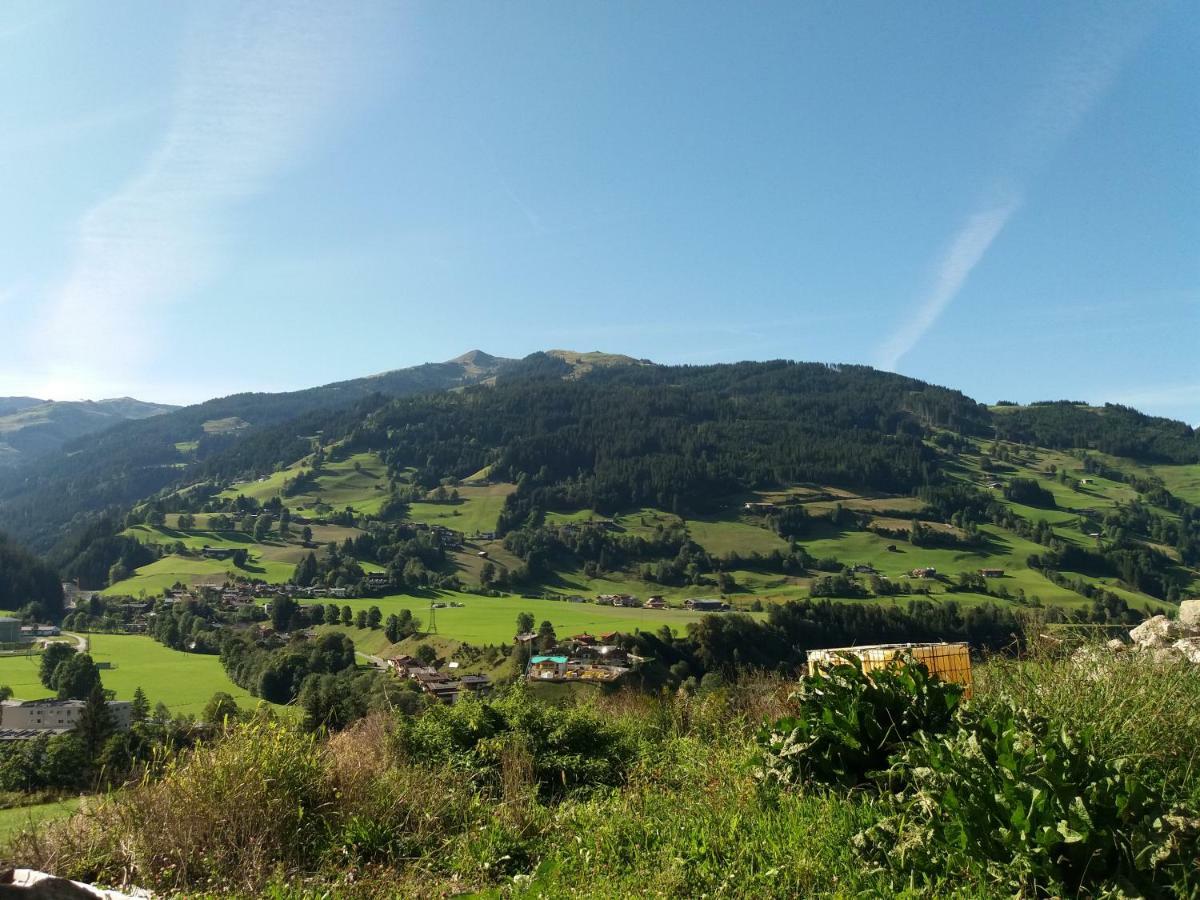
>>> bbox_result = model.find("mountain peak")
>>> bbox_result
[450,350,500,367]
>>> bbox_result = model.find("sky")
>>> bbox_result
[1,0,1197,421]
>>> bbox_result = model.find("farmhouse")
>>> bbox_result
[978,568,1005,578]
[200,547,235,561]
[909,567,937,578]
[743,501,776,514]
[643,596,667,609]
[528,655,569,679]
[684,598,729,612]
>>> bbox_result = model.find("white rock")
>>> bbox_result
[1178,598,1200,634]
[1106,638,1126,652]
[8,869,152,899]
[1129,615,1181,648]
[1172,637,1200,664]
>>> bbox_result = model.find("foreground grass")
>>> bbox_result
[0,799,80,843]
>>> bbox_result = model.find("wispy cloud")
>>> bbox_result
[877,5,1163,371]
[876,196,1021,371]
[33,1,386,399]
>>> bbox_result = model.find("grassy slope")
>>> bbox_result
[294,590,715,645]
[403,483,515,534]
[109,523,375,595]
[0,799,81,843]
[219,451,390,515]
[0,635,270,717]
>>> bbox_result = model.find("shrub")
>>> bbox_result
[392,686,636,800]
[859,706,1200,895]
[755,656,964,788]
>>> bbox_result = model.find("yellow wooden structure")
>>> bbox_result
[806,642,973,697]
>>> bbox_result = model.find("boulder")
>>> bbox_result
[1178,598,1200,634]
[1173,638,1200,665]
[1129,615,1181,648]
[1106,638,1126,652]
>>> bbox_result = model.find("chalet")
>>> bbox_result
[514,632,538,644]
[851,564,876,574]
[365,573,392,590]
[528,655,569,679]
[643,596,667,609]
[978,568,1005,578]
[743,501,777,514]
[910,567,937,578]
[571,633,597,645]
[458,674,492,697]
[566,595,586,603]
[329,587,349,599]
[201,547,235,561]
[685,598,729,612]
[613,594,640,608]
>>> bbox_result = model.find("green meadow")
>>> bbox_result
[403,482,515,534]
[0,798,82,842]
[0,635,270,717]
[297,590,714,645]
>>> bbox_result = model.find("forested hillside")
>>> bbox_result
[2,352,1199,621]
[0,397,176,467]
[0,530,63,618]
[0,353,519,551]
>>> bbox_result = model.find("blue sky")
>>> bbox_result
[2,1,1197,422]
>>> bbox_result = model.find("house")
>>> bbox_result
[910,567,937,578]
[329,587,349,599]
[528,655,569,679]
[571,633,597,645]
[852,564,875,574]
[684,598,729,612]
[365,573,392,590]
[743,501,776,514]
[458,674,492,697]
[386,655,421,676]
[0,699,134,733]
[643,596,667,609]
[978,568,1005,578]
[201,547,234,561]
[614,594,640,608]
[514,632,537,644]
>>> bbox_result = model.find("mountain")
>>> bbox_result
[4,350,1199,626]
[0,397,43,417]
[0,351,617,550]
[0,397,178,467]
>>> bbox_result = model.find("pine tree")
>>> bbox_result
[76,681,114,763]
[130,686,150,723]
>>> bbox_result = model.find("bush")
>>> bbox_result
[755,656,964,788]
[392,686,636,800]
[859,706,1200,895]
